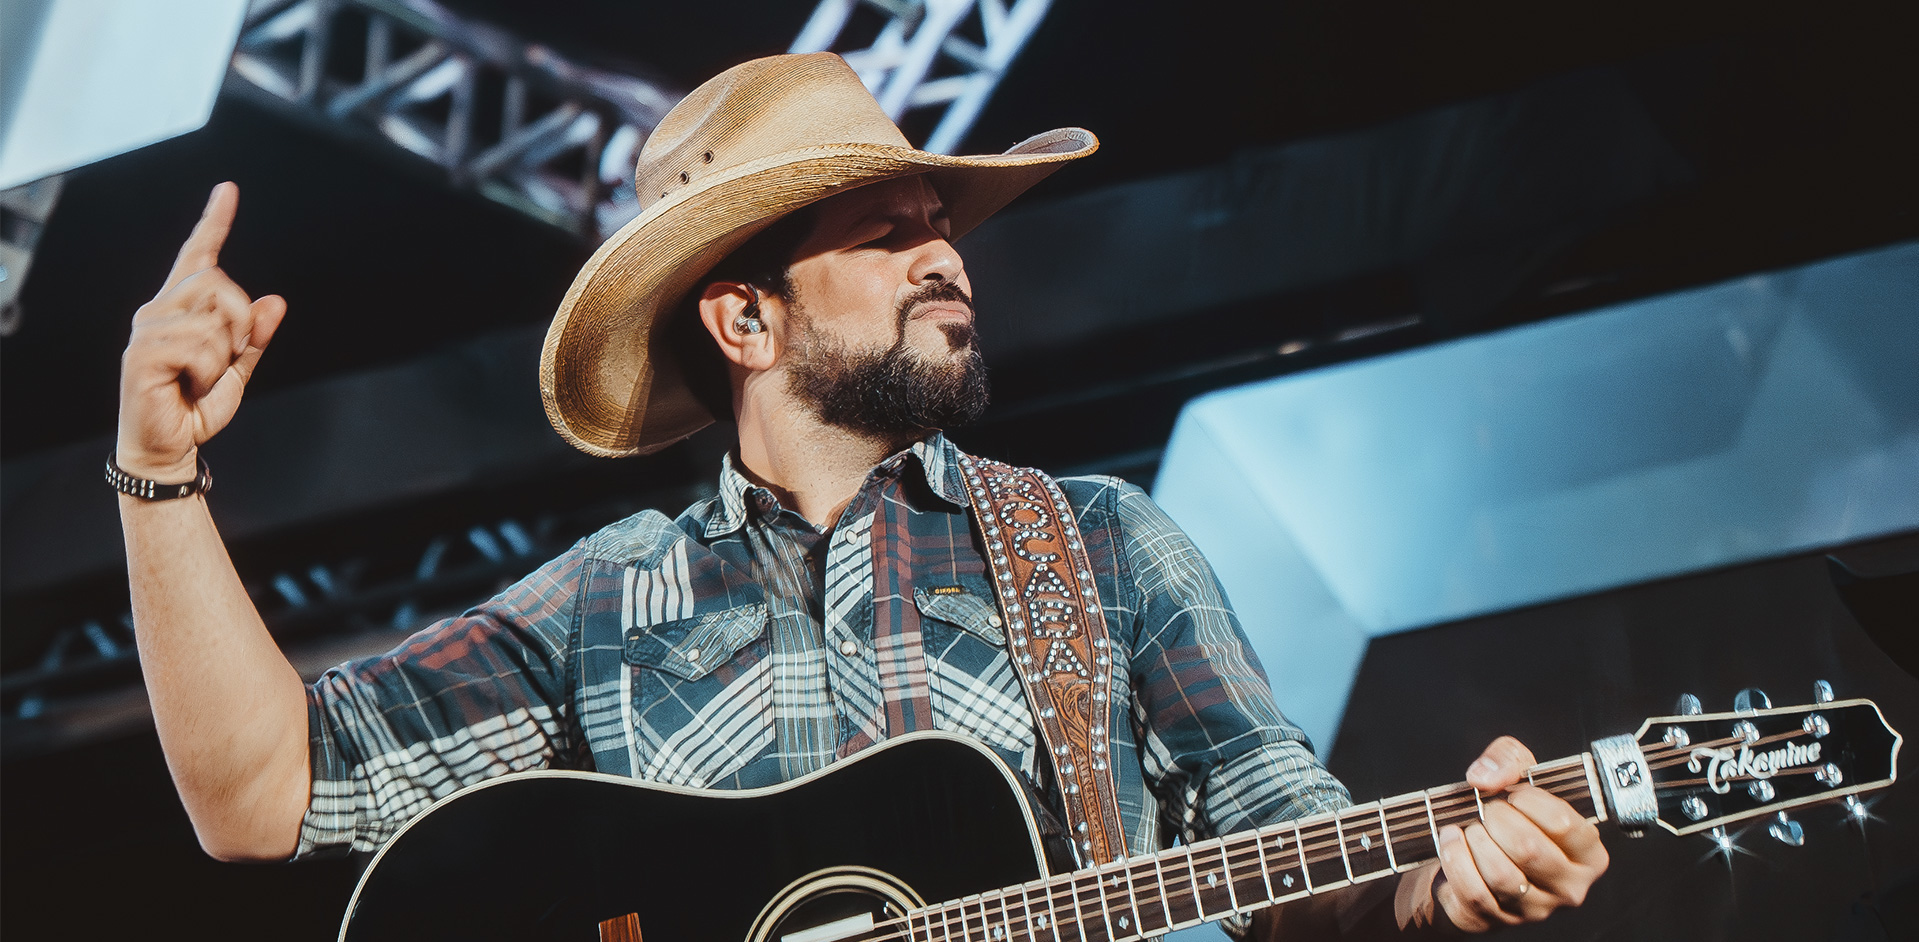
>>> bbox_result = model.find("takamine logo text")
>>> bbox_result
[1688,738,1822,795]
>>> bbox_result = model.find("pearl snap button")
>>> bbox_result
[838,640,859,656]
[987,614,1003,627]
[684,648,701,662]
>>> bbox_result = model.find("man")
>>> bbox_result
[115,53,1605,936]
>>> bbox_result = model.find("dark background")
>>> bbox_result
[4,1,1917,938]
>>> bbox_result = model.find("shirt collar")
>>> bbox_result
[701,432,971,538]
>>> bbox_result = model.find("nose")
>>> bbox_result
[909,235,964,287]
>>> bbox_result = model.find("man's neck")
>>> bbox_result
[734,390,923,529]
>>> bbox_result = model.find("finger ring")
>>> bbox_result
[1517,883,1530,896]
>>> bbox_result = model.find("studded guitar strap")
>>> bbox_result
[955,452,1127,866]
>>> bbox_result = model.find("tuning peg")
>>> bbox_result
[1813,680,1834,703]
[1676,693,1703,715]
[1733,688,1771,714]
[1767,811,1805,846]
[1708,825,1735,861]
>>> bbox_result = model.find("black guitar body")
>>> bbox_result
[341,733,1052,942]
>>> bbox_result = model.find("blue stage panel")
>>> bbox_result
[1153,242,1919,751]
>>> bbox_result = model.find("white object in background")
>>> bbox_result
[1153,241,1919,753]
[0,0,248,189]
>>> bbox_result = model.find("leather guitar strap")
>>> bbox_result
[955,452,1127,866]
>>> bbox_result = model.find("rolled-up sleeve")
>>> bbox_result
[1115,482,1351,841]
[296,542,586,859]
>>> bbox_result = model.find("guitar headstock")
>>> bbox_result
[1590,682,1901,842]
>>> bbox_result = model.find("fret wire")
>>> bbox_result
[1293,821,1312,893]
[1183,844,1205,919]
[1423,789,1441,859]
[1018,878,1036,942]
[1090,863,1117,942]
[1377,802,1399,872]
[1472,786,1485,825]
[1581,752,1607,825]
[1150,847,1175,929]
[1064,870,1090,942]
[1122,852,1144,939]
[1044,872,1064,942]
[1253,826,1277,903]
[1334,812,1356,883]
[1218,836,1242,912]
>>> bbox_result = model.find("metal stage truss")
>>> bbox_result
[1,0,1056,755]
[224,0,1052,240]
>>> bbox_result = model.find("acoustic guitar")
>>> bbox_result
[337,689,1900,942]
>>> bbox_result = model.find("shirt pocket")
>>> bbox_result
[621,602,773,787]
[914,587,1036,769]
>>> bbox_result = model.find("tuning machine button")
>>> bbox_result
[1768,811,1804,846]
[1813,679,1835,703]
[1733,688,1772,714]
[1676,693,1703,716]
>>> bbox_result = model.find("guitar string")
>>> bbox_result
[862,771,1600,942]
[895,733,1825,942]
[907,780,1598,942]
[893,769,1598,942]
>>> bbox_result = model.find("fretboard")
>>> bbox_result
[901,753,1604,942]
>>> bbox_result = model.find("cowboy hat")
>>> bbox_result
[540,52,1097,457]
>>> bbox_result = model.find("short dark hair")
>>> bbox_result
[662,206,818,419]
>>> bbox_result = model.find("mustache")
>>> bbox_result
[895,281,977,351]
[895,281,974,326]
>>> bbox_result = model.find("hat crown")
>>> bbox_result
[634,53,909,212]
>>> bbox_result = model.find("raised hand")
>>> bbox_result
[116,182,287,483]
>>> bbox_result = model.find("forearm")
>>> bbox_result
[123,491,309,861]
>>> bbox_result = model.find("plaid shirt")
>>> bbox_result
[302,434,1350,907]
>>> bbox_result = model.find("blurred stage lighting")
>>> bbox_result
[1154,242,1919,750]
[0,0,247,189]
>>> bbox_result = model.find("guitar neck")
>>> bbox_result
[906,753,1603,942]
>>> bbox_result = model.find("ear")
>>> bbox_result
[697,282,778,372]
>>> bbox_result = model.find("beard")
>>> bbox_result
[783,281,991,438]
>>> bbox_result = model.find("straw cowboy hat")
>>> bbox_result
[540,52,1097,457]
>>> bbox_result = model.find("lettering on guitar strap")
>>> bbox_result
[957,452,1128,866]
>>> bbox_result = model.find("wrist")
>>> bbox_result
[112,444,200,484]
[108,450,212,501]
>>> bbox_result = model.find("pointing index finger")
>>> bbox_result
[161,182,239,295]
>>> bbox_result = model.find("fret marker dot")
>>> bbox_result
[1282,874,1294,887]
[1359,834,1372,850]
[1119,916,1130,929]
[1206,873,1218,886]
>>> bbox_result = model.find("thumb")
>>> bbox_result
[231,295,287,383]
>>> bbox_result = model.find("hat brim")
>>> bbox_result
[540,128,1098,458]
